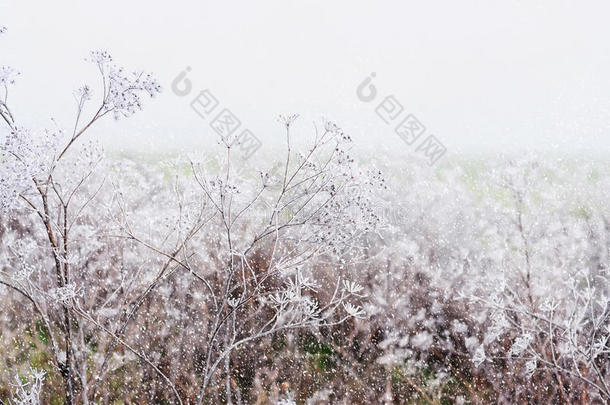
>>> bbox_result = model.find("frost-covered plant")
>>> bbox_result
[166,115,386,403]
[461,159,610,402]
[7,369,45,405]
[0,25,385,404]
[0,27,162,404]
[2,19,610,405]
[328,155,610,403]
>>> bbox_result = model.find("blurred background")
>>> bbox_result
[1,0,610,159]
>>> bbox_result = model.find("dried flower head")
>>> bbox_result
[278,113,299,128]
[343,302,366,318]
[86,50,161,120]
[0,66,20,86]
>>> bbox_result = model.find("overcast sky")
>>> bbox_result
[2,0,610,159]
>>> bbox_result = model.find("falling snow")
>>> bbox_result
[1,21,610,405]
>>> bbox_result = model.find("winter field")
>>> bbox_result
[2,108,610,403]
[2,5,610,405]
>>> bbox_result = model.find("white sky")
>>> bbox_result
[2,0,610,159]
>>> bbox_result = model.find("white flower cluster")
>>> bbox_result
[509,333,532,357]
[324,120,352,143]
[342,301,366,318]
[89,49,112,66]
[0,127,62,212]
[524,358,537,378]
[49,283,78,305]
[88,50,161,120]
[14,257,37,282]
[7,239,39,281]
[106,67,161,119]
[472,346,486,367]
[342,279,364,295]
[267,270,324,323]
